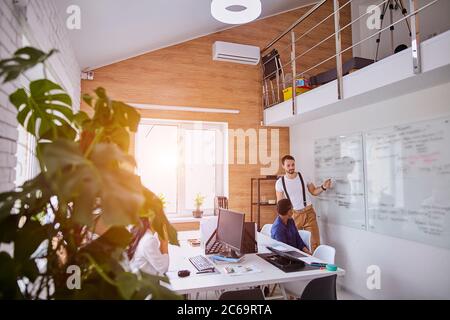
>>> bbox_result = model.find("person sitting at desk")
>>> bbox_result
[271,199,312,255]
[127,217,169,276]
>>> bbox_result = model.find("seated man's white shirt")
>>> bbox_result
[275,173,312,210]
[130,230,169,276]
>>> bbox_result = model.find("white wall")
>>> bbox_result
[0,0,80,192]
[290,81,450,299]
[351,0,450,60]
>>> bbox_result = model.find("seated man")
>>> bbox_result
[271,199,311,255]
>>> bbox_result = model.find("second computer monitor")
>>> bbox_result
[217,208,245,254]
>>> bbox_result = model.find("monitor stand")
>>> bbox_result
[219,245,242,259]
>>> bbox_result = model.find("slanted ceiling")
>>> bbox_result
[55,0,318,70]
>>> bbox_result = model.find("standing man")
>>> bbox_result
[275,155,332,253]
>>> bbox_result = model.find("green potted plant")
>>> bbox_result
[193,193,205,218]
[0,47,180,299]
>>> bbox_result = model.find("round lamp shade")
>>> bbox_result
[211,0,262,25]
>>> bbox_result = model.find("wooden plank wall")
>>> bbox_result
[172,222,200,232]
[81,1,352,229]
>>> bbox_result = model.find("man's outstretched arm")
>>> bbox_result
[307,179,332,196]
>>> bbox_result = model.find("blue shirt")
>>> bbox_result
[271,216,307,251]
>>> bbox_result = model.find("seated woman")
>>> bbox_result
[271,199,312,255]
[127,217,169,276]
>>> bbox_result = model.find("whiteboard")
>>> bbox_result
[314,133,366,230]
[365,117,450,249]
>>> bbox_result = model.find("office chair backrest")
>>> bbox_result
[299,230,311,252]
[313,245,336,264]
[300,274,337,300]
[395,44,408,53]
[260,224,272,237]
[219,288,265,300]
[214,196,228,216]
[262,49,281,80]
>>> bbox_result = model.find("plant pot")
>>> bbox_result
[193,210,203,218]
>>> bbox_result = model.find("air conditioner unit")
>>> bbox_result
[212,41,260,65]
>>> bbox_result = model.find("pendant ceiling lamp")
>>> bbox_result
[211,0,262,25]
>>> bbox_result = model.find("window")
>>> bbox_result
[135,119,228,216]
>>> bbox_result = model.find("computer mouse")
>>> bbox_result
[178,270,190,277]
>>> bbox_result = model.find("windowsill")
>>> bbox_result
[167,213,216,224]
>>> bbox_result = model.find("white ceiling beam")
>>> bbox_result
[129,103,240,114]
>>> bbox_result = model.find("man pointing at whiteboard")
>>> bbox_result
[275,155,332,253]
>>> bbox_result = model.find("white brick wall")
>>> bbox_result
[25,0,81,108]
[0,0,81,192]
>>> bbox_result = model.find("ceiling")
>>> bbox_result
[54,0,316,70]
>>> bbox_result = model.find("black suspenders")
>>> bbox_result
[281,172,307,207]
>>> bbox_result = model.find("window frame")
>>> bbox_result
[136,118,229,216]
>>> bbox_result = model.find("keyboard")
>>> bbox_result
[206,241,225,254]
[189,255,215,272]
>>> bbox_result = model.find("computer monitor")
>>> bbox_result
[216,209,245,256]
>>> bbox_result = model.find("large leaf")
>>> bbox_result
[116,272,139,300]
[0,252,23,299]
[0,215,20,243]
[80,227,132,266]
[41,140,144,227]
[104,125,130,152]
[82,93,94,108]
[9,79,75,141]
[82,88,141,152]
[112,101,140,132]
[0,173,51,224]
[40,139,87,176]
[40,140,96,225]
[40,140,100,226]
[94,226,132,249]
[0,47,56,83]
[90,143,144,227]
[89,142,136,168]
[14,219,51,261]
[73,111,90,129]
[76,228,133,299]
[96,164,144,227]
[92,88,112,127]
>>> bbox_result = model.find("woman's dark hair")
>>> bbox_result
[127,217,151,260]
[277,199,292,216]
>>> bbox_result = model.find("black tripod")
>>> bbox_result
[375,0,412,61]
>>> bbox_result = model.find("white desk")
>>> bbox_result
[163,231,345,298]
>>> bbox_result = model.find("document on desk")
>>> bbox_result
[223,265,261,276]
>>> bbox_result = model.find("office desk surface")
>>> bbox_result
[163,231,345,295]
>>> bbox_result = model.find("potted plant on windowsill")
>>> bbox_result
[157,193,167,210]
[193,193,205,218]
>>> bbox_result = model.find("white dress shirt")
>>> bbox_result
[130,230,169,276]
